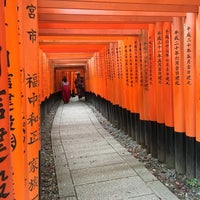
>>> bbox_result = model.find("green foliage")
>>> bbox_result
[186,178,200,190]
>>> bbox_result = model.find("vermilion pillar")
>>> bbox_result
[141,30,150,150]
[5,0,25,199]
[21,0,40,199]
[172,17,186,174]
[163,22,175,168]
[196,7,200,183]
[155,22,166,162]
[133,37,140,144]
[148,24,157,158]
[184,13,196,178]
[0,1,14,199]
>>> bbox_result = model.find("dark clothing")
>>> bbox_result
[74,76,84,99]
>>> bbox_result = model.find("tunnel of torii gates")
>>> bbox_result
[1,1,200,200]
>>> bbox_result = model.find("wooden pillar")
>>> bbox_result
[155,22,166,163]
[21,1,40,199]
[0,1,14,199]
[133,37,141,144]
[141,30,150,151]
[138,35,145,145]
[5,0,26,199]
[172,17,186,174]
[148,24,157,158]
[196,6,200,183]
[163,22,175,169]
[184,13,196,178]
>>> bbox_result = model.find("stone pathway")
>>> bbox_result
[51,97,179,200]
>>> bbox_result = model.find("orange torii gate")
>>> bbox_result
[1,1,200,199]
[84,13,200,181]
[1,0,40,199]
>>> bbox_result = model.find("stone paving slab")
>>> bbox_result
[65,144,116,159]
[68,152,124,170]
[98,131,115,138]
[51,138,62,146]
[61,137,106,146]
[147,180,179,200]
[134,164,158,182]
[59,124,98,133]
[55,164,75,198]
[53,152,68,165]
[75,176,154,200]
[63,143,113,154]
[60,132,102,141]
[59,197,77,200]
[51,99,179,200]
[129,194,160,200]
[121,155,157,182]
[71,163,137,185]
[52,145,65,155]
[63,138,108,150]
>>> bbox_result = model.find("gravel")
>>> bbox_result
[40,100,60,200]
[40,100,200,200]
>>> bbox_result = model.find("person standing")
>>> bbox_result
[61,76,71,103]
[74,72,84,99]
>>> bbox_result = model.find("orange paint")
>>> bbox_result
[130,37,136,114]
[17,1,29,198]
[171,17,185,133]
[141,30,150,121]
[86,61,92,94]
[196,8,200,142]
[38,49,52,102]
[127,38,132,111]
[125,38,132,111]
[117,40,124,108]
[184,13,196,137]
[38,49,43,102]
[110,43,118,105]
[133,37,140,115]
[94,52,99,97]
[50,61,54,94]
[40,44,107,53]
[127,37,134,113]
[163,22,174,127]
[39,22,148,30]
[5,0,26,199]
[0,1,14,199]
[21,0,40,199]
[99,48,106,99]
[155,22,165,124]
[55,70,61,92]
[71,71,75,92]
[138,34,145,120]
[148,24,157,122]
[46,59,51,98]
[106,45,112,103]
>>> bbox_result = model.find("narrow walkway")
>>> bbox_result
[51,97,179,200]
